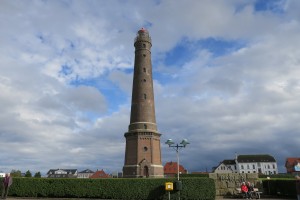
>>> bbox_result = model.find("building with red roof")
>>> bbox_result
[90,169,110,178]
[164,161,187,177]
[285,158,300,174]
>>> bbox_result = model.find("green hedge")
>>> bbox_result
[4,177,215,200]
[262,179,297,198]
[259,174,295,179]
[180,174,209,178]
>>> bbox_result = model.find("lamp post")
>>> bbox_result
[165,139,189,200]
[165,139,190,180]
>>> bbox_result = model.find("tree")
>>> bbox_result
[34,171,41,178]
[25,170,32,177]
[10,169,22,177]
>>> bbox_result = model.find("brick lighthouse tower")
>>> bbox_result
[123,28,164,178]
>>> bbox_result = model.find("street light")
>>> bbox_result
[165,139,190,181]
[166,139,189,200]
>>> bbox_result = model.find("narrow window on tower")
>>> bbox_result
[143,68,146,73]
[144,124,147,129]
[143,79,146,82]
[144,93,147,99]
[143,44,146,48]
[143,54,146,57]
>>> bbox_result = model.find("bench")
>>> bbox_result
[235,188,262,199]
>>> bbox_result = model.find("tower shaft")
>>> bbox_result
[123,28,163,178]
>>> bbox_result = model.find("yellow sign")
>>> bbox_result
[165,182,173,191]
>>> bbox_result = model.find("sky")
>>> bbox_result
[1,0,300,175]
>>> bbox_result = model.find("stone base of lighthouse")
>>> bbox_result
[123,131,164,178]
[123,164,164,178]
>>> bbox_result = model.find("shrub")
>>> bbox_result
[262,179,297,198]
[6,177,215,200]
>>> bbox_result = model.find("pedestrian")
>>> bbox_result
[1,173,13,199]
[246,181,254,198]
[296,175,300,200]
[246,181,254,192]
[241,182,250,199]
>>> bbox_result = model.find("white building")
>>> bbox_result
[213,160,236,173]
[77,169,94,178]
[47,169,78,178]
[213,154,278,175]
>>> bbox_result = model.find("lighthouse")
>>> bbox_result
[123,28,164,178]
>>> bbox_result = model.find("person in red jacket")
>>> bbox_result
[241,182,250,199]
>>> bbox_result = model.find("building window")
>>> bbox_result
[143,68,146,73]
[144,94,147,99]
[144,146,148,152]
[247,164,250,169]
[143,44,146,48]
[144,124,147,129]
[143,54,146,57]
[273,164,275,169]
[241,165,244,170]
[253,165,255,169]
[143,79,146,82]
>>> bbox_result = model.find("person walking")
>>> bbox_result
[1,173,13,199]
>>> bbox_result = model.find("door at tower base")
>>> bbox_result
[123,164,164,178]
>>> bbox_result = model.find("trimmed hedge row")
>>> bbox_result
[5,177,215,200]
[180,174,209,178]
[259,174,295,179]
[262,179,297,198]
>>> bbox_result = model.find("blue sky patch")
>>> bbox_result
[59,64,73,76]
[155,37,245,84]
[254,0,286,14]
[164,37,245,66]
[199,38,245,57]
[70,75,128,114]
[164,38,196,66]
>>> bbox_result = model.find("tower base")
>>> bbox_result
[123,164,164,178]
